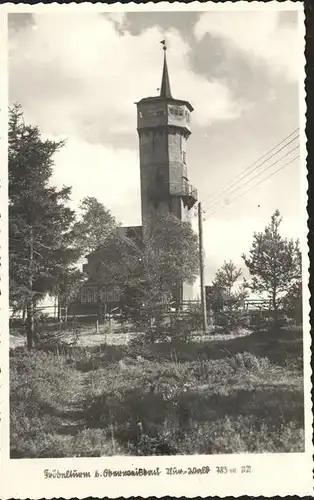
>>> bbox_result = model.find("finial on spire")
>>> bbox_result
[160,39,167,51]
[159,40,172,98]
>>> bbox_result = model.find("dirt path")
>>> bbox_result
[54,369,91,437]
[10,328,252,351]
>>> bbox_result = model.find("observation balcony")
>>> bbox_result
[181,182,198,210]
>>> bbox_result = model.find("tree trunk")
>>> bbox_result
[26,302,34,349]
[54,296,57,318]
[97,289,102,323]
[57,296,61,321]
[26,226,34,350]
[22,305,26,324]
[272,288,278,325]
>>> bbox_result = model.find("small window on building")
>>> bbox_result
[106,286,114,302]
[87,287,96,303]
[114,286,121,302]
[100,286,106,301]
[183,151,187,164]
[81,288,87,303]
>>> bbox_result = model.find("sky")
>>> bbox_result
[8,8,303,292]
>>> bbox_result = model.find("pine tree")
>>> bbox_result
[72,196,117,255]
[211,261,248,331]
[9,104,80,348]
[281,280,302,324]
[242,210,302,323]
[93,213,199,335]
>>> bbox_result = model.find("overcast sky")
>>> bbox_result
[8,8,303,290]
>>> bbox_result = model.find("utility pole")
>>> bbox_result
[198,202,208,334]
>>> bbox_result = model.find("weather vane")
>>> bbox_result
[160,39,167,51]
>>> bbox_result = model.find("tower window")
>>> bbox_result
[174,108,184,117]
[183,151,187,164]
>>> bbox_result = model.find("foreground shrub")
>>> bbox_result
[173,417,304,455]
[10,345,304,458]
[228,352,271,372]
[10,348,79,455]
[12,429,125,458]
[214,309,250,334]
[82,354,304,456]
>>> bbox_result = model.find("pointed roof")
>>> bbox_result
[136,42,194,112]
[160,46,172,98]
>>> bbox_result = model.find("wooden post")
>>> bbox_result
[96,319,99,334]
[198,202,208,334]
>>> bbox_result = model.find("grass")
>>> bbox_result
[10,326,304,458]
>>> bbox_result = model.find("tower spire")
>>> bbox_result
[160,40,172,98]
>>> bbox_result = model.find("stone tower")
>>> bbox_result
[136,43,197,301]
[136,43,197,233]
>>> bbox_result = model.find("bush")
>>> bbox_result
[10,339,304,458]
[12,429,124,458]
[10,348,79,456]
[137,308,203,345]
[228,352,271,372]
[214,309,250,333]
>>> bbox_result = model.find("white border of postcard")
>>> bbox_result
[0,1,312,498]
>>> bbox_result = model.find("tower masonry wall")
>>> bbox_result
[137,101,168,130]
[139,129,169,165]
[168,131,188,196]
[137,92,195,299]
[139,128,171,225]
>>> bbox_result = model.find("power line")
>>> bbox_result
[203,128,299,210]
[208,153,299,218]
[203,128,299,213]
[203,133,299,213]
[205,143,299,213]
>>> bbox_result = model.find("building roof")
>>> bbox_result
[136,96,194,112]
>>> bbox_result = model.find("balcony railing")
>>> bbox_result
[182,182,198,209]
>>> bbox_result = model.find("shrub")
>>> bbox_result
[228,352,271,372]
[173,417,304,455]
[10,348,79,455]
[10,338,304,458]
[12,429,125,458]
[214,309,250,334]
